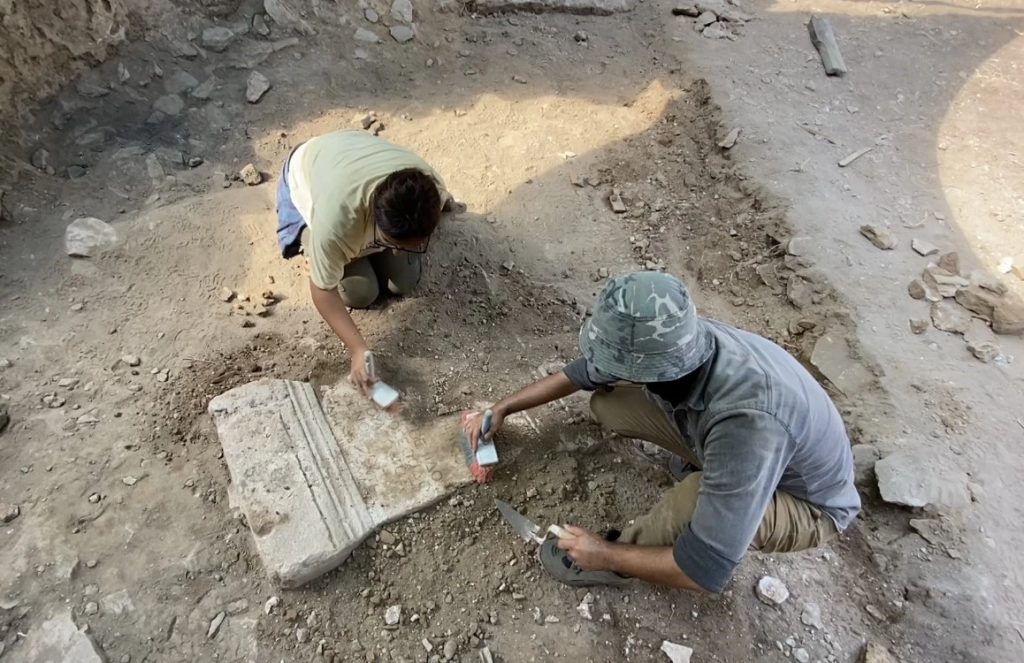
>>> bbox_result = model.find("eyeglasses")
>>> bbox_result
[372,225,430,254]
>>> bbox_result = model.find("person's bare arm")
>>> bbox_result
[309,279,372,393]
[556,526,707,592]
[463,372,580,447]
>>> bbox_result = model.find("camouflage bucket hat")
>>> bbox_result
[579,272,713,383]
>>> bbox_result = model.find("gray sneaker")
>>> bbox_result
[538,539,633,588]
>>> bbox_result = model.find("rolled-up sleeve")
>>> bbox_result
[672,408,793,592]
[563,358,617,391]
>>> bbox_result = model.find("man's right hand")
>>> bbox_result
[462,407,505,450]
[348,350,375,396]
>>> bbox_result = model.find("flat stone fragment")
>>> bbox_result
[930,300,971,334]
[911,238,939,256]
[209,379,471,587]
[390,25,415,43]
[859,224,897,250]
[756,576,789,605]
[66,217,118,257]
[660,641,694,663]
[875,450,971,509]
[7,611,106,663]
[471,0,633,16]
[809,334,873,396]
[992,299,1024,335]
[246,71,271,103]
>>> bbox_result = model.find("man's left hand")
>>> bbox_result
[555,525,614,572]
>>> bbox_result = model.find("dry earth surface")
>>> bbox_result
[1,0,1023,662]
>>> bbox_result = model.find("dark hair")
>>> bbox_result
[372,168,442,241]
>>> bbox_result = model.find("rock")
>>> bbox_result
[296,627,309,643]
[786,274,813,309]
[100,589,134,616]
[907,278,940,302]
[717,127,740,149]
[208,611,226,638]
[954,285,1000,320]
[191,76,217,100]
[472,0,631,15]
[390,25,415,43]
[911,238,939,256]
[246,71,271,103]
[695,10,717,26]
[254,14,271,36]
[608,189,627,213]
[998,256,1013,274]
[77,81,110,98]
[355,27,381,43]
[84,601,99,616]
[122,476,138,486]
[78,414,99,425]
[755,576,789,605]
[201,27,236,52]
[937,251,961,275]
[66,217,118,258]
[442,639,458,660]
[786,237,811,256]
[67,165,87,179]
[365,8,379,22]
[810,334,873,396]
[909,318,929,334]
[264,596,281,614]
[512,74,528,84]
[930,301,971,334]
[16,611,106,662]
[576,593,594,620]
[660,641,693,663]
[922,263,968,297]
[153,94,184,117]
[861,643,897,663]
[384,605,401,625]
[379,529,397,546]
[993,299,1024,335]
[391,0,414,23]
[908,518,941,545]
[967,270,1007,295]
[808,16,847,76]
[702,23,731,39]
[875,450,971,509]
[239,164,263,185]
[859,224,897,250]
[574,30,588,41]
[264,0,316,35]
[165,70,200,95]
[122,355,142,367]
[800,602,823,629]
[1,502,19,523]
[31,149,51,171]
[117,62,131,83]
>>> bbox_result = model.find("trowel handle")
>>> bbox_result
[548,524,575,540]
[481,409,493,436]
[363,350,376,381]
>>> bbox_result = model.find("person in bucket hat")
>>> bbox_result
[463,272,859,593]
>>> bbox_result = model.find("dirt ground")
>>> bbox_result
[1,0,1023,661]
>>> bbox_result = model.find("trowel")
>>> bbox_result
[495,499,575,544]
[364,351,399,409]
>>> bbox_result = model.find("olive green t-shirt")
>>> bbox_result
[286,130,450,290]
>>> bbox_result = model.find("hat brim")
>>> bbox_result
[579,317,714,383]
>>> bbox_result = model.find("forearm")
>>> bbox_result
[606,544,705,592]
[309,280,368,353]
[494,372,579,416]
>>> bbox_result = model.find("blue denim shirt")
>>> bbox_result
[564,318,860,592]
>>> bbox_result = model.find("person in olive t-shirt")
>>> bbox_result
[275,130,452,394]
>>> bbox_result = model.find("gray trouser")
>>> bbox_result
[338,250,422,309]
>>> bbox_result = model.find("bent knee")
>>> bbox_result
[339,281,379,309]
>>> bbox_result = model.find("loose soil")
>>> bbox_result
[1,0,1021,662]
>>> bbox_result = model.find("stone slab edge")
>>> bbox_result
[209,379,375,588]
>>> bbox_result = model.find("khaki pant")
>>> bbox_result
[591,384,837,553]
[338,250,422,309]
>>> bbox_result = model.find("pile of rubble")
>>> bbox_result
[672,0,753,41]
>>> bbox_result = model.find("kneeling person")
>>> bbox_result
[276,130,452,392]
[463,272,860,593]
